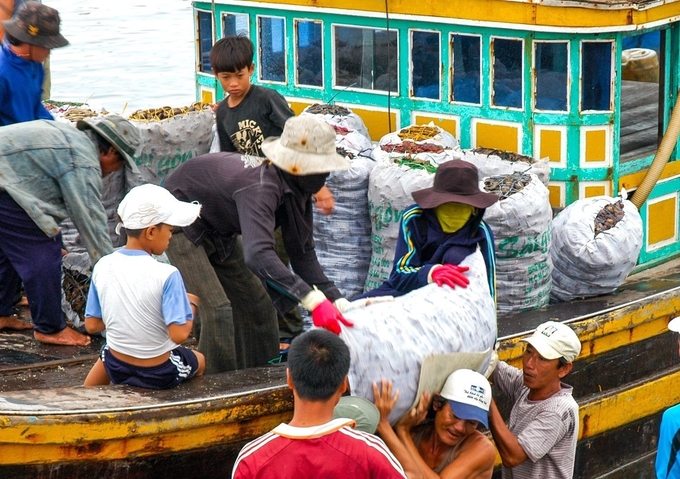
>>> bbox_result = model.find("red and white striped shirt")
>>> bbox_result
[232,418,407,479]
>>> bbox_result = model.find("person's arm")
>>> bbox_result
[488,398,529,468]
[162,271,195,344]
[267,90,295,129]
[167,321,194,344]
[84,277,106,334]
[215,102,237,152]
[373,380,424,479]
[85,316,106,334]
[60,144,114,264]
[313,185,335,216]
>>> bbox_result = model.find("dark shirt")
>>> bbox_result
[215,85,294,157]
[164,153,341,314]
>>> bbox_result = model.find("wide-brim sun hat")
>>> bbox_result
[333,396,380,434]
[261,115,350,176]
[411,159,499,209]
[439,369,492,429]
[117,184,201,231]
[77,115,141,174]
[2,2,69,49]
[521,321,582,363]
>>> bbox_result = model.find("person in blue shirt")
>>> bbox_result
[354,160,498,301]
[0,1,67,126]
[656,316,680,479]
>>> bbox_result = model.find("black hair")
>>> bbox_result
[5,33,24,47]
[558,357,569,369]
[210,35,254,74]
[287,329,350,401]
[123,227,145,239]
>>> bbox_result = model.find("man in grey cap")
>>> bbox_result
[0,116,141,346]
[0,1,67,125]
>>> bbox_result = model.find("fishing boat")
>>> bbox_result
[2,1,680,477]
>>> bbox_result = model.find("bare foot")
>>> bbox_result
[0,315,33,330]
[34,326,91,346]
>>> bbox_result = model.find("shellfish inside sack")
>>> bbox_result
[338,248,497,424]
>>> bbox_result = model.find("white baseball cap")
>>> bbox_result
[439,369,491,428]
[522,321,582,363]
[116,184,201,231]
[669,317,680,332]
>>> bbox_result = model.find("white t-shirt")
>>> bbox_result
[86,248,192,358]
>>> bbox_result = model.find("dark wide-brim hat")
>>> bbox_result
[412,159,499,209]
[2,2,69,49]
[77,115,141,174]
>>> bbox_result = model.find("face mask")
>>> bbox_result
[291,173,329,194]
[435,202,476,233]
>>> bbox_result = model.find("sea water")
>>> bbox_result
[48,0,197,114]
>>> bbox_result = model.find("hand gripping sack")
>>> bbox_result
[483,173,553,314]
[340,249,496,424]
[550,196,643,302]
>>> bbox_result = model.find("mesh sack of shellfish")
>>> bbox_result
[375,123,460,166]
[61,252,93,330]
[460,147,550,186]
[363,154,445,292]
[312,142,376,300]
[550,196,642,302]
[341,249,496,424]
[302,103,371,140]
[128,102,213,184]
[483,173,553,314]
[45,101,102,125]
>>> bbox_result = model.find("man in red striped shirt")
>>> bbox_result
[232,329,407,479]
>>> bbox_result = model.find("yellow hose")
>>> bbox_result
[631,88,680,209]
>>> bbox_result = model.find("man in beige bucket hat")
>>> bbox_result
[163,115,352,374]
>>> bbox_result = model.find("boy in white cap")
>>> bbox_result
[489,320,582,479]
[83,184,205,389]
[655,317,680,479]
[373,369,496,478]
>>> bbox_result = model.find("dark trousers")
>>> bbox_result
[166,231,279,374]
[0,192,65,333]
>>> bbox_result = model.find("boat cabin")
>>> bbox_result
[193,0,680,268]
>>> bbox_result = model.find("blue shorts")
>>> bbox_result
[101,344,199,390]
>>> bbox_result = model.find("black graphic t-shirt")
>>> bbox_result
[216,85,295,157]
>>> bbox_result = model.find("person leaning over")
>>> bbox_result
[655,316,680,479]
[83,184,205,389]
[0,1,66,126]
[373,369,496,479]
[231,329,407,479]
[488,321,582,479]
[163,115,353,374]
[0,120,113,345]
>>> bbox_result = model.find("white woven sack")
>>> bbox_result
[460,150,551,186]
[483,174,553,314]
[378,124,460,166]
[550,196,643,302]
[130,108,213,184]
[301,106,370,139]
[313,146,376,299]
[363,152,442,292]
[340,249,496,424]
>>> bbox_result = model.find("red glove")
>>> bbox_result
[312,299,354,335]
[430,264,470,289]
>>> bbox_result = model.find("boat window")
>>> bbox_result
[534,42,568,112]
[619,30,663,162]
[197,11,213,73]
[223,13,249,37]
[258,16,286,83]
[450,34,481,104]
[581,41,613,111]
[334,25,398,93]
[296,20,323,87]
[492,38,523,109]
[410,30,440,100]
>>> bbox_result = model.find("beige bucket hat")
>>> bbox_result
[261,115,350,176]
